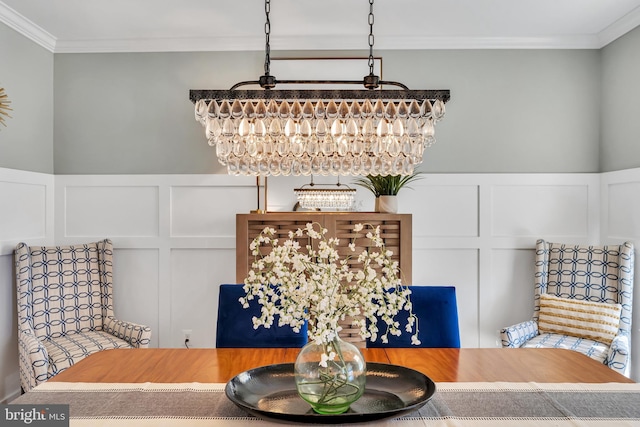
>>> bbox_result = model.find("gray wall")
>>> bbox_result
[53,49,602,174]
[2,20,639,174]
[601,25,640,172]
[53,51,266,174]
[0,22,54,173]
[383,49,601,173]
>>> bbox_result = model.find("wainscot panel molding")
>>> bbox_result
[64,185,160,237]
[53,172,601,352]
[0,167,54,255]
[601,168,640,383]
[3,167,640,403]
[0,167,54,404]
[54,174,257,350]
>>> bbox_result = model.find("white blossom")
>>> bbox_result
[242,221,419,352]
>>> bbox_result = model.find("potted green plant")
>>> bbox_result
[353,173,423,213]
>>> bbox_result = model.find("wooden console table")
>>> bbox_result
[236,212,412,346]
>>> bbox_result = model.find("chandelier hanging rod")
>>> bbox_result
[228,79,410,91]
[294,175,355,191]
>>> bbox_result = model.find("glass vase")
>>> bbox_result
[294,336,366,414]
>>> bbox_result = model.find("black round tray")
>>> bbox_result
[225,362,436,424]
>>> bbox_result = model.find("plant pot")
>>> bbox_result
[294,336,366,414]
[376,195,398,213]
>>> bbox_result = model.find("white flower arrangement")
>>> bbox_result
[240,222,420,346]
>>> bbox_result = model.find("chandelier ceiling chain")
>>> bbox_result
[263,0,271,78]
[367,0,375,77]
[190,0,450,177]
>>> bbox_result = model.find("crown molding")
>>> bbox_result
[368,35,601,50]
[597,6,640,47]
[54,36,366,54]
[52,34,603,54]
[0,1,55,52]
[54,36,264,54]
[1,1,638,54]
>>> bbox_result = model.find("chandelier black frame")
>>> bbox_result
[190,0,450,176]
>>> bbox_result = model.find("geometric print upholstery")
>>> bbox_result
[27,242,105,340]
[43,331,133,378]
[522,333,609,364]
[15,239,152,392]
[501,239,634,377]
[534,241,633,333]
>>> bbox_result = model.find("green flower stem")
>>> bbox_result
[307,338,362,405]
[312,371,360,405]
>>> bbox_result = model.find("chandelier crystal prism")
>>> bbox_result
[190,0,450,177]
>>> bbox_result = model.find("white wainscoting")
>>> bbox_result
[601,168,640,383]
[3,167,640,403]
[54,174,257,349]
[269,174,601,349]
[57,172,600,350]
[0,168,54,255]
[0,167,54,403]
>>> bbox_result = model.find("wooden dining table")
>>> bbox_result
[49,347,633,384]
[13,347,639,426]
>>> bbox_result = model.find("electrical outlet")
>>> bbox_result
[182,329,192,347]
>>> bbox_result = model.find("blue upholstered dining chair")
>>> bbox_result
[500,239,634,376]
[367,285,461,348]
[216,284,308,348]
[15,239,152,392]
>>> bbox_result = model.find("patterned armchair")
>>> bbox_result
[16,239,152,391]
[500,239,634,376]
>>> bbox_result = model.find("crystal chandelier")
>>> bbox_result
[190,0,450,177]
[295,176,356,210]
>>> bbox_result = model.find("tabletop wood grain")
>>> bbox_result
[49,347,634,384]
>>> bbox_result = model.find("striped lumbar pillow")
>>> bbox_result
[538,293,622,345]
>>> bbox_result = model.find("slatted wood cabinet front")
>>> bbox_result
[236,212,412,284]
